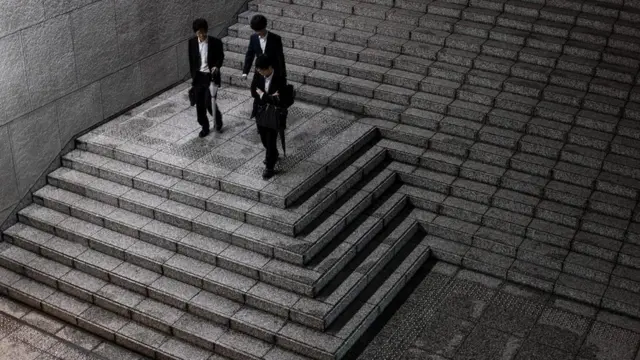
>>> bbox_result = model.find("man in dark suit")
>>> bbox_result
[188,18,224,137]
[242,15,286,81]
[251,55,288,179]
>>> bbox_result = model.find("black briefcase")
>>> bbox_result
[256,104,286,130]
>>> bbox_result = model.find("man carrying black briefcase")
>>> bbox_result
[250,55,293,179]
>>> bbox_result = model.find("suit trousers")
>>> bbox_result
[194,72,222,131]
[257,125,279,170]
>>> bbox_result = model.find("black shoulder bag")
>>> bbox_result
[256,103,287,130]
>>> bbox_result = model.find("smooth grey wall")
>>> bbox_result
[0,0,247,226]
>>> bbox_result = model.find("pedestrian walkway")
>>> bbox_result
[0,295,146,360]
[355,262,640,360]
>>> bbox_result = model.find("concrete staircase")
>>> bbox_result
[2,0,640,359]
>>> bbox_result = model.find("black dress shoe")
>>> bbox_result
[215,122,223,133]
[262,168,276,179]
[199,129,210,138]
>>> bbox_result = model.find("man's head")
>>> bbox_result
[192,18,208,42]
[250,15,268,37]
[255,55,273,77]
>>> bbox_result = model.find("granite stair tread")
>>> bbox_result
[221,33,638,134]
[0,222,429,360]
[28,170,417,298]
[0,258,297,360]
[75,109,377,211]
[239,3,640,66]
[58,147,384,239]
[14,181,423,328]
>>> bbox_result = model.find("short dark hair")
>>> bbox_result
[192,18,208,33]
[250,15,267,31]
[255,55,272,70]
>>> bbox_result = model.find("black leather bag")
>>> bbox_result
[256,104,287,130]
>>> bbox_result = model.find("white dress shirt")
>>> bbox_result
[262,73,273,99]
[198,38,209,73]
[259,31,268,53]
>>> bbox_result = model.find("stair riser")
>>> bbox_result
[76,129,377,217]
[2,229,322,350]
[226,72,626,167]
[0,247,326,360]
[226,33,627,84]
[0,259,328,360]
[42,161,406,298]
[324,218,419,326]
[399,172,582,234]
[232,9,640,75]
[242,2,640,49]
[48,152,404,298]
[2,222,433,360]
[383,135,635,222]
[25,197,314,301]
[58,157,291,237]
[16,196,421,334]
[303,146,388,261]
[38,179,299,265]
[226,36,631,100]
[60,143,372,241]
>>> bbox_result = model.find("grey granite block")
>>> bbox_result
[469,142,513,168]
[116,322,167,358]
[474,226,522,257]
[482,39,522,60]
[402,41,441,61]
[460,160,504,186]
[429,62,470,82]
[447,100,491,123]
[425,134,470,161]
[483,206,531,236]
[322,0,357,13]
[411,92,452,113]
[495,91,538,115]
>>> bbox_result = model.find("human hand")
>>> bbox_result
[242,73,247,79]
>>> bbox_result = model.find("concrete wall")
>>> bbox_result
[0,0,247,227]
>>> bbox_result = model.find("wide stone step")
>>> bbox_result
[52,149,421,265]
[58,146,384,239]
[43,169,313,267]
[377,136,639,225]
[0,257,297,360]
[222,34,633,140]
[1,222,429,360]
[39,158,412,298]
[75,113,376,211]
[389,121,606,190]
[248,0,640,42]
[222,66,638,165]
[15,190,419,330]
[239,3,640,71]
[225,23,638,93]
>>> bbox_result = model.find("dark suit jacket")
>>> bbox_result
[188,36,224,86]
[250,69,287,119]
[243,32,286,78]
